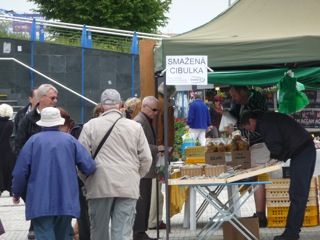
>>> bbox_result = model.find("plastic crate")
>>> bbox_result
[268,215,319,228]
[266,187,318,198]
[257,173,270,181]
[267,206,319,218]
[266,177,317,189]
[267,197,318,207]
[185,157,205,165]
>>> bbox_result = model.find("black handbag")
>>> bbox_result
[92,117,122,159]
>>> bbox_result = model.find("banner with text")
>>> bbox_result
[166,55,208,85]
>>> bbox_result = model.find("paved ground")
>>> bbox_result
[1,152,320,240]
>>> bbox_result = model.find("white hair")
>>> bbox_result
[0,104,13,118]
[36,84,58,101]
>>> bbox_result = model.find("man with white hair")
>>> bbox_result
[133,96,164,240]
[78,89,152,240]
[12,107,96,239]
[14,83,58,240]
[15,83,58,156]
[148,82,176,231]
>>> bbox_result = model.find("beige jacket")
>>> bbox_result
[78,109,152,200]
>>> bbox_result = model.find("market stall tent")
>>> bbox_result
[156,2,320,236]
[159,0,320,69]
[207,67,320,89]
[155,0,320,88]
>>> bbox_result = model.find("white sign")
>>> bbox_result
[166,55,208,85]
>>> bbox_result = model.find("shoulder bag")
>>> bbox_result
[92,116,122,159]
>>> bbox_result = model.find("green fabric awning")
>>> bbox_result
[159,0,320,70]
[208,67,320,89]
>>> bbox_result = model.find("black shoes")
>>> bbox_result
[27,231,36,239]
[252,213,267,228]
[273,233,300,240]
[133,232,158,240]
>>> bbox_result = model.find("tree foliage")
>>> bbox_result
[29,0,172,33]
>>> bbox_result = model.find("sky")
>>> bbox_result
[0,0,235,34]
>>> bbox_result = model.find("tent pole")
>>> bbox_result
[163,74,171,240]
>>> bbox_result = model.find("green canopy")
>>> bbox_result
[158,0,320,70]
[207,67,320,89]
[155,0,320,89]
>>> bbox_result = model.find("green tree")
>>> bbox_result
[30,0,172,33]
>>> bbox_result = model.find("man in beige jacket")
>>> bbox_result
[78,89,152,240]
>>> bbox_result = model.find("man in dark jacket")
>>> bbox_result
[229,86,268,145]
[240,110,316,240]
[133,96,164,240]
[14,83,58,239]
[229,86,269,226]
[15,84,58,157]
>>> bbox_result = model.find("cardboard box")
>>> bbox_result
[223,217,259,240]
[205,151,251,169]
[184,146,206,157]
[205,152,225,165]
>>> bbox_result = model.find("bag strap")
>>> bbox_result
[93,116,122,159]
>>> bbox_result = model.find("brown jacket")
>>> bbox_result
[133,112,158,178]
[132,93,174,147]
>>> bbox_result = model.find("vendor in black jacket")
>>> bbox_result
[240,110,316,240]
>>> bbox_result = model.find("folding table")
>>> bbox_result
[168,163,281,239]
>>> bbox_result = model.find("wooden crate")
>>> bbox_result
[180,166,203,177]
[204,165,226,177]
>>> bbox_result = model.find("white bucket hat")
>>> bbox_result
[36,107,65,127]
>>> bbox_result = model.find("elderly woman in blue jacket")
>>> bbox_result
[11,107,96,240]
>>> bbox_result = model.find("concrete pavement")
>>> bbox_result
[1,152,320,239]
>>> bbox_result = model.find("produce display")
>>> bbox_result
[205,134,249,153]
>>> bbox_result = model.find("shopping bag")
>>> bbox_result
[155,152,166,183]
[219,112,237,132]
[0,218,5,235]
[277,74,309,114]
[181,132,195,154]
